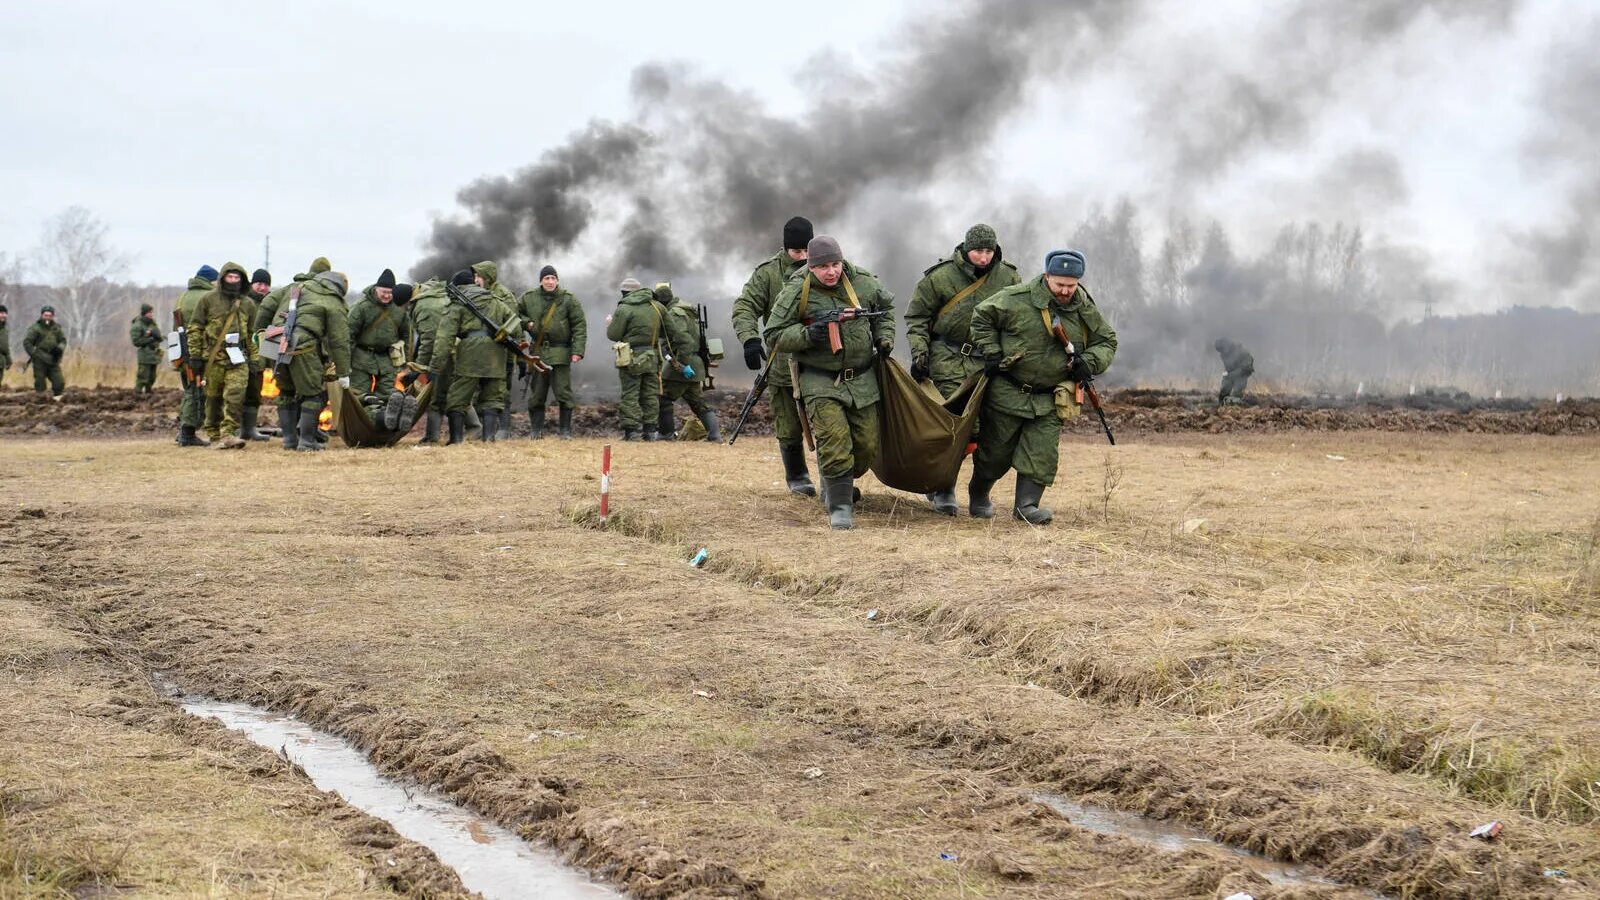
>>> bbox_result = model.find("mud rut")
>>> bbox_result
[5,471,1593,900]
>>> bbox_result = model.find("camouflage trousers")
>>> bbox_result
[616,357,661,431]
[33,362,65,396]
[973,404,1061,487]
[180,382,204,427]
[352,358,399,404]
[806,396,879,479]
[446,374,507,413]
[528,364,575,410]
[135,363,157,393]
[661,379,709,417]
[274,354,331,413]
[1220,371,1250,401]
[202,362,249,439]
[768,356,803,449]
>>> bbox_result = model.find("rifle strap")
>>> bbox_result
[934,273,988,330]
[203,301,243,369]
[797,272,860,318]
[357,305,392,347]
[533,300,560,351]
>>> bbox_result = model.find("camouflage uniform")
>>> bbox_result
[267,271,352,450]
[174,274,214,438]
[605,286,669,439]
[129,308,163,392]
[427,282,519,442]
[517,284,587,438]
[408,279,450,442]
[733,251,814,490]
[23,316,68,396]
[347,285,411,405]
[1215,338,1254,404]
[655,285,717,440]
[188,262,259,445]
[0,316,10,388]
[766,257,896,528]
[473,262,519,437]
[969,276,1117,519]
[906,235,1021,399]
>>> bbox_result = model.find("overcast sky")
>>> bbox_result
[4,0,1596,314]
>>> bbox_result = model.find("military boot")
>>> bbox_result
[1012,476,1054,525]
[529,407,546,439]
[968,476,997,519]
[700,410,722,443]
[822,475,855,530]
[421,410,442,444]
[446,412,466,445]
[240,406,267,441]
[927,488,959,517]
[295,406,324,452]
[497,408,512,440]
[780,444,817,497]
[643,427,661,442]
[558,407,574,440]
[623,428,641,442]
[382,391,407,430]
[465,407,482,440]
[278,407,299,450]
[657,404,677,440]
[396,395,420,433]
[482,409,499,443]
[178,424,207,447]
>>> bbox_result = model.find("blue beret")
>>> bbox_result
[196,264,219,281]
[1044,250,1085,278]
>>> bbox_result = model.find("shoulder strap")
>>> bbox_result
[841,274,861,309]
[203,299,243,367]
[533,298,560,350]
[934,273,988,326]
[358,305,392,346]
[798,276,810,318]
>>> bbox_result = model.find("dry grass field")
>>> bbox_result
[2,428,1598,897]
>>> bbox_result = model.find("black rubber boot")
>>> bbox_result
[780,444,817,497]
[928,488,959,517]
[295,406,324,451]
[482,409,499,443]
[823,475,855,530]
[497,407,512,440]
[643,427,661,442]
[422,410,442,444]
[529,407,546,439]
[968,476,997,519]
[446,412,466,445]
[396,395,420,433]
[278,407,299,450]
[657,402,677,440]
[1012,476,1054,525]
[700,411,722,443]
[558,407,574,440]
[240,406,267,441]
[382,391,406,430]
[177,424,207,447]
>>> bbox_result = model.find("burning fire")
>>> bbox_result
[318,406,333,432]
[260,368,281,400]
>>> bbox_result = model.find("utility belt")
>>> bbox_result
[462,329,489,339]
[1001,372,1057,394]
[629,344,656,353]
[356,343,389,353]
[937,335,978,357]
[800,362,867,384]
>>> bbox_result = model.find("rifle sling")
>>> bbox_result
[933,272,988,332]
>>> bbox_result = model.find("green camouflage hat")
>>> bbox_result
[964,224,998,251]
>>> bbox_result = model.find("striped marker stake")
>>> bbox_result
[599,444,612,528]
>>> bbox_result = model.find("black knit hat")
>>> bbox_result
[539,265,558,279]
[376,268,396,289]
[0,304,7,314]
[783,216,814,251]
[251,268,271,286]
[140,303,154,314]
[450,269,475,286]
[393,283,414,305]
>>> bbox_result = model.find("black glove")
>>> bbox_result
[1068,356,1094,381]
[805,321,831,346]
[742,338,766,371]
[983,353,1002,377]
[910,354,929,382]
[875,339,894,360]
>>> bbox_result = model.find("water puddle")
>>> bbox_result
[1033,793,1380,895]
[182,697,618,900]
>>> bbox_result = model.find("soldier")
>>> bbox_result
[905,223,1022,515]
[1214,338,1254,405]
[0,304,10,389]
[472,261,518,438]
[517,265,587,439]
[425,269,520,444]
[606,277,672,441]
[174,265,216,446]
[23,306,68,399]
[254,258,328,332]
[267,270,352,451]
[733,216,816,495]
[407,277,450,443]
[764,236,897,530]
[969,249,1118,525]
[347,268,411,411]
[237,269,273,441]
[655,282,719,442]
[129,303,162,393]
[188,262,259,449]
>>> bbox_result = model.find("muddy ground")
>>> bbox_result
[3,385,1597,439]
[3,427,1598,898]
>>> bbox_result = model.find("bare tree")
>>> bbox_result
[31,207,133,348]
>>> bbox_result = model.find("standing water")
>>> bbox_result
[182,697,619,900]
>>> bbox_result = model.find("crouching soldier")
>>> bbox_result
[764,236,896,530]
[1214,338,1254,405]
[969,249,1117,525]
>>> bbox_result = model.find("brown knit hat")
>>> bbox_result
[806,235,843,267]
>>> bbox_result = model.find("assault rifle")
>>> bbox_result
[1047,316,1115,446]
[727,349,773,445]
[444,282,551,378]
[802,307,891,354]
[696,303,716,389]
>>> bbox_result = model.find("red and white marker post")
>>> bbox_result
[599,443,612,528]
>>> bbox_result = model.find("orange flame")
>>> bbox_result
[318,407,333,431]
[260,368,281,400]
